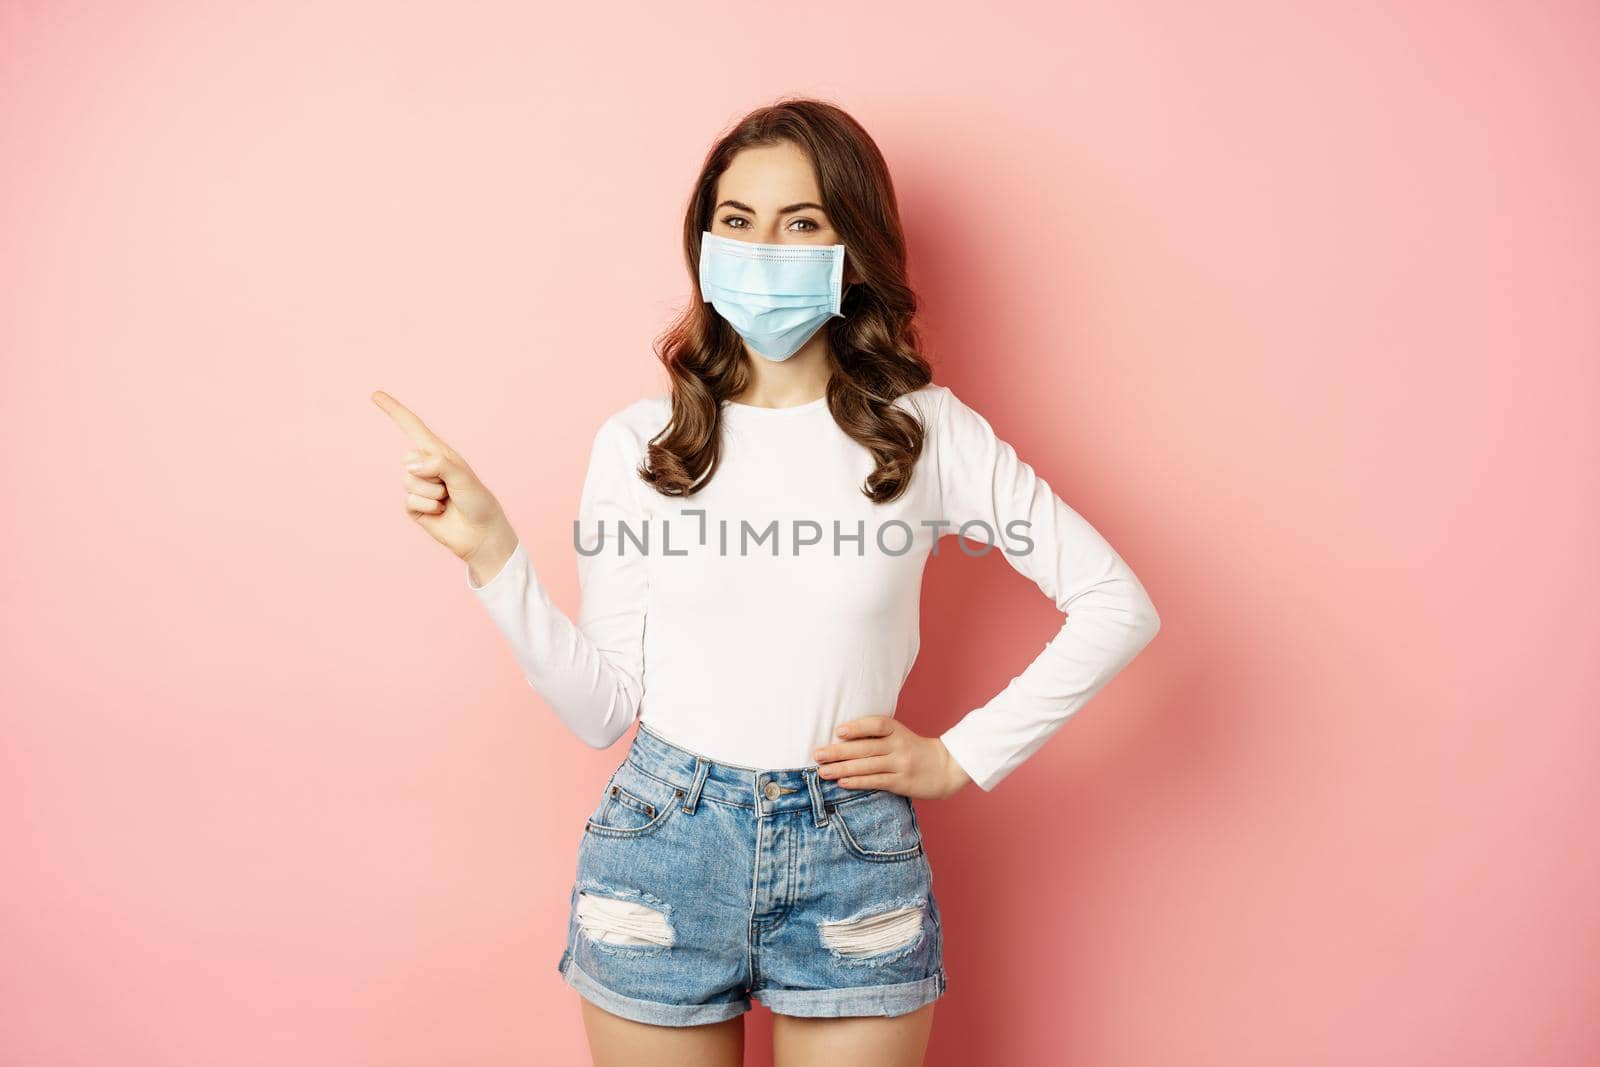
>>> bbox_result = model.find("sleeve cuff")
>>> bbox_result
[939,721,1005,793]
[465,540,526,594]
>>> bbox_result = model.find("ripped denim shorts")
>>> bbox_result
[555,719,948,1026]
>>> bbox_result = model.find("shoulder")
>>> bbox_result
[593,393,672,455]
[890,381,952,425]
[891,381,996,439]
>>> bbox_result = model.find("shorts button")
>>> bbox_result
[763,781,781,800]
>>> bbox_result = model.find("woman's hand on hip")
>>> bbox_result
[372,389,518,581]
[812,716,974,800]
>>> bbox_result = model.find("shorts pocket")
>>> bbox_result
[585,760,684,839]
[828,791,923,863]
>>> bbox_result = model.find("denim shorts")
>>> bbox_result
[555,720,948,1026]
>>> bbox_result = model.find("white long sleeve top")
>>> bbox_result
[465,382,1160,792]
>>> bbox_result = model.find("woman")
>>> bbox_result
[373,97,1161,1066]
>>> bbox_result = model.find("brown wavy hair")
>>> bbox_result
[640,96,934,504]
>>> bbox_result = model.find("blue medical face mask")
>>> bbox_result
[698,230,846,361]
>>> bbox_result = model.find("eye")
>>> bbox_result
[719,215,749,229]
[790,218,820,233]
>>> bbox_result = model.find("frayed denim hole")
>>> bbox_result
[574,885,675,957]
[817,899,927,967]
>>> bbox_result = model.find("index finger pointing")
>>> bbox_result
[371,390,443,450]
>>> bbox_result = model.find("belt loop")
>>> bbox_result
[682,757,709,814]
[808,768,829,827]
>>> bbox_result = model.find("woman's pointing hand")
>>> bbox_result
[372,389,519,580]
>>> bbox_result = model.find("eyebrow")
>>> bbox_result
[715,199,828,215]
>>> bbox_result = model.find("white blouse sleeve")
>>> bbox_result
[931,385,1161,792]
[464,415,648,749]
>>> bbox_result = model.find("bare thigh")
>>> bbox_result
[578,995,745,1067]
[772,1001,936,1067]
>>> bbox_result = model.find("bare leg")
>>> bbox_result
[772,1002,935,1067]
[578,995,746,1067]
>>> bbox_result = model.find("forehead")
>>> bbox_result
[714,142,823,208]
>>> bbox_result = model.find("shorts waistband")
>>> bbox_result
[626,720,873,815]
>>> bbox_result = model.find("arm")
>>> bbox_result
[933,385,1161,792]
[464,416,648,749]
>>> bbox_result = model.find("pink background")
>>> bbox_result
[3,2,1597,1064]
